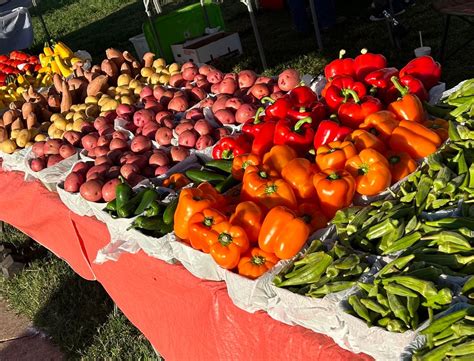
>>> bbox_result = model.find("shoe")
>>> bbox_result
[369,8,405,21]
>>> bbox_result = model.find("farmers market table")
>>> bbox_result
[0,168,372,360]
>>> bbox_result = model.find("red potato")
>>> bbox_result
[104,111,117,123]
[207,70,224,84]
[59,144,76,159]
[195,135,214,150]
[153,85,166,101]
[125,154,148,168]
[81,123,96,134]
[130,135,152,153]
[224,73,238,81]
[219,78,238,95]
[199,97,214,108]
[63,131,82,146]
[107,149,123,164]
[116,104,135,118]
[199,64,215,76]
[94,116,111,131]
[102,178,121,202]
[278,69,301,92]
[144,99,163,113]
[175,121,195,135]
[109,138,128,151]
[142,121,159,139]
[181,61,196,70]
[47,154,64,167]
[182,66,198,81]
[185,108,203,121]
[271,83,282,93]
[168,96,189,113]
[123,121,137,133]
[149,150,170,167]
[225,97,244,111]
[30,158,45,172]
[211,95,230,113]
[64,172,85,193]
[44,139,62,155]
[81,134,99,151]
[95,156,112,166]
[235,104,257,124]
[194,119,212,136]
[98,126,114,137]
[97,135,111,147]
[213,127,231,140]
[214,109,236,125]
[80,180,103,202]
[211,83,221,94]
[72,162,92,174]
[238,70,257,89]
[271,91,285,100]
[194,74,206,82]
[142,166,156,178]
[170,74,185,87]
[139,86,153,100]
[86,164,110,180]
[134,109,154,128]
[170,146,189,162]
[160,116,175,129]
[120,163,139,180]
[32,141,45,157]
[196,79,211,92]
[106,166,121,179]
[87,148,97,159]
[154,166,170,176]
[128,174,146,187]
[178,129,198,148]
[190,87,207,102]
[155,111,173,124]
[249,83,270,100]
[256,76,273,85]
[155,127,173,146]
[93,145,110,158]
[160,90,174,107]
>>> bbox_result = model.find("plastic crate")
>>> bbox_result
[143,1,225,62]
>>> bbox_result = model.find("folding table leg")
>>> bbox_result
[439,14,451,63]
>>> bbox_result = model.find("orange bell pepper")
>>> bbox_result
[237,247,279,279]
[386,150,418,184]
[252,179,297,211]
[241,164,279,201]
[208,220,249,269]
[231,154,261,181]
[387,76,425,122]
[229,201,264,244]
[258,206,310,260]
[315,141,357,171]
[345,148,392,196]
[281,158,318,200]
[188,208,226,253]
[162,173,191,190]
[262,144,297,174]
[298,203,328,233]
[313,169,356,219]
[345,129,386,153]
[359,110,399,142]
[197,181,227,207]
[422,118,449,142]
[173,183,222,240]
[389,120,442,160]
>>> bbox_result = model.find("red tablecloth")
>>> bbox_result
[0,169,372,361]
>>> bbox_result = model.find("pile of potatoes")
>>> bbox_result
[29,138,77,171]
[139,53,181,86]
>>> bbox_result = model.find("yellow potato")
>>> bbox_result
[149,73,161,85]
[98,95,111,107]
[85,96,98,104]
[141,67,154,78]
[160,68,170,76]
[121,95,133,105]
[72,119,85,132]
[106,87,117,97]
[50,113,65,123]
[73,111,86,122]
[170,71,181,76]
[10,129,20,139]
[25,141,34,148]
[128,79,140,89]
[0,139,17,154]
[16,129,31,148]
[70,104,80,112]
[34,134,47,142]
[52,128,64,139]
[101,99,119,112]
[54,117,68,131]
[78,103,87,111]
[159,74,170,85]
[154,65,164,73]
[65,112,74,121]
[66,123,73,131]
[153,58,166,68]
[134,85,144,95]
[117,74,132,87]
[168,63,180,73]
[47,124,57,138]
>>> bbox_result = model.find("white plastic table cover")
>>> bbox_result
[0,6,33,53]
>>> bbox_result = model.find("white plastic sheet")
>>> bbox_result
[0,147,28,172]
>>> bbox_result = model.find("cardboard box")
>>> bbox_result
[171,31,242,64]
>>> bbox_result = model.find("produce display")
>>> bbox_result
[1,39,474,360]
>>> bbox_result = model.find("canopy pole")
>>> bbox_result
[32,0,51,41]
[242,0,267,70]
[200,0,211,28]
[144,0,165,58]
[308,0,323,50]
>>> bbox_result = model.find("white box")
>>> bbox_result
[129,33,150,59]
[171,31,242,64]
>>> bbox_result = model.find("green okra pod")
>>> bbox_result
[360,298,390,317]
[421,307,474,335]
[386,291,410,326]
[382,231,422,255]
[384,283,418,298]
[386,319,407,333]
[348,295,372,324]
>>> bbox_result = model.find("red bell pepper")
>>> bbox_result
[337,90,383,129]
[289,86,318,108]
[287,102,326,125]
[251,121,277,157]
[274,117,314,154]
[10,51,29,61]
[364,67,399,90]
[399,56,441,90]
[324,50,355,80]
[261,97,292,119]
[242,107,267,137]
[313,119,352,149]
[212,134,251,160]
[353,49,387,82]
[383,75,429,104]
[324,76,367,112]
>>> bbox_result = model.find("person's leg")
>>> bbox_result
[287,0,310,33]
[313,0,336,29]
